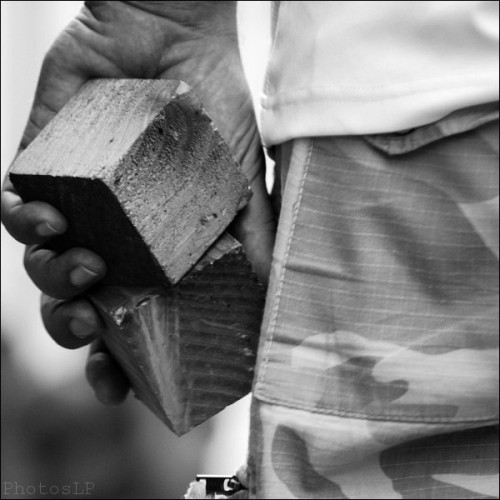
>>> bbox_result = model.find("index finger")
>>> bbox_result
[1,176,67,245]
[2,21,90,245]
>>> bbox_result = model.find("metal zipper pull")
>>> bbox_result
[196,474,244,497]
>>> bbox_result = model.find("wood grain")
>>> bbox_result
[90,233,265,435]
[9,79,251,285]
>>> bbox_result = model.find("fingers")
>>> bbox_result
[41,294,103,349]
[86,339,130,405]
[229,169,276,287]
[1,178,68,245]
[41,295,129,405]
[25,245,106,300]
[2,21,88,245]
[42,295,130,405]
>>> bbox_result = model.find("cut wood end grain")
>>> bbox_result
[9,79,251,285]
[89,233,265,435]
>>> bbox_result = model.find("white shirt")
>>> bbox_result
[259,1,499,145]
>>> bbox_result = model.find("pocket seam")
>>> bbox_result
[253,392,499,424]
[256,138,314,392]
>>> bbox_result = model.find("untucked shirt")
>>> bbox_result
[260,1,499,145]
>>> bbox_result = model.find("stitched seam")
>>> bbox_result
[253,393,499,424]
[256,138,314,390]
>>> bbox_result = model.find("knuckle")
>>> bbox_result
[39,296,85,350]
[23,248,75,300]
[87,351,109,369]
[23,246,35,275]
[53,335,85,350]
[40,294,55,317]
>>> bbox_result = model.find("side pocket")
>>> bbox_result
[254,113,499,424]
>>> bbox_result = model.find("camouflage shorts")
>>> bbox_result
[249,103,499,499]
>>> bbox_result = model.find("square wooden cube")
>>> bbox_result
[10,79,251,285]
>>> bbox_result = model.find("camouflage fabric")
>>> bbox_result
[248,103,499,498]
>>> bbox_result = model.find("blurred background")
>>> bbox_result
[1,1,271,498]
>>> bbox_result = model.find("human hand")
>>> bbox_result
[1,1,275,405]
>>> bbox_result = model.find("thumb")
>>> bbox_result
[230,171,276,287]
[2,24,89,243]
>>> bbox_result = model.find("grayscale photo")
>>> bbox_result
[1,1,498,499]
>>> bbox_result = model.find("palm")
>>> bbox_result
[43,1,261,182]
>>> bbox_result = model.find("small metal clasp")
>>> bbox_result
[196,474,243,496]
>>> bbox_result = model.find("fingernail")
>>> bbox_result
[70,266,100,287]
[69,318,96,339]
[36,221,64,237]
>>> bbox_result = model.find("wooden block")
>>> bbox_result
[89,233,265,435]
[8,78,265,433]
[9,79,251,285]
